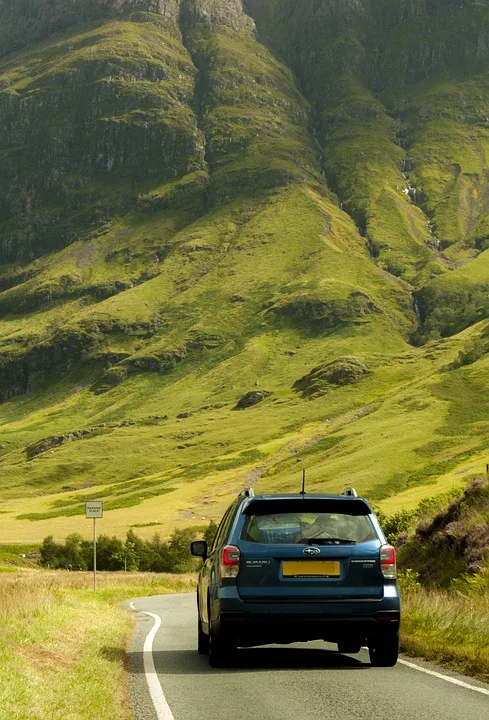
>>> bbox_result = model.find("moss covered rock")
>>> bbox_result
[236,390,273,409]
[271,292,378,332]
[294,357,372,398]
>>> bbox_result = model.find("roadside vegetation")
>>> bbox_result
[389,476,489,682]
[401,581,489,683]
[0,571,195,720]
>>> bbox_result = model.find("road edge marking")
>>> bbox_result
[141,611,176,720]
[398,658,489,696]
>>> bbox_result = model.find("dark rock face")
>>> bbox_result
[0,326,104,402]
[247,0,489,89]
[236,390,273,409]
[293,357,371,398]
[0,0,182,57]
[181,0,254,32]
[0,6,205,263]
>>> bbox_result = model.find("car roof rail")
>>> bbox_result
[342,487,358,497]
[240,487,255,498]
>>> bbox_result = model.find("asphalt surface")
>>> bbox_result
[127,593,489,720]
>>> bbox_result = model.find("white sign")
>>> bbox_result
[85,501,103,519]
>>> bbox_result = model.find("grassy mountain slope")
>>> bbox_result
[1,0,489,543]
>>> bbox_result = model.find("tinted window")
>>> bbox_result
[241,509,376,545]
[211,504,236,551]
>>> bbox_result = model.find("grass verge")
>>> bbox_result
[401,588,489,683]
[0,570,196,720]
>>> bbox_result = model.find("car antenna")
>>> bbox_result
[300,468,306,495]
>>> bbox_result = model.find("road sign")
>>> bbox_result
[86,501,103,590]
[85,501,103,518]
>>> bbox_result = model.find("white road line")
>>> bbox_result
[142,612,176,720]
[129,601,136,610]
[398,658,489,696]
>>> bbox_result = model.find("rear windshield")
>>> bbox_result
[241,503,377,545]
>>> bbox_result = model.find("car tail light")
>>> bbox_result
[221,545,240,578]
[380,545,397,579]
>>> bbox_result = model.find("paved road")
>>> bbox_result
[127,593,489,720]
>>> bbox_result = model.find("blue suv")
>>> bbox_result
[191,489,400,667]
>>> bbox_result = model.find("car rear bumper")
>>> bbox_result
[212,590,401,645]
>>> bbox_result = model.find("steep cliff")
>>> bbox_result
[249,0,489,272]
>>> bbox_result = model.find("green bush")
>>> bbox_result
[38,523,215,573]
[397,568,421,594]
[374,507,418,544]
[451,338,487,369]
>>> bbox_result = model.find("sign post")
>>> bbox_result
[85,501,103,590]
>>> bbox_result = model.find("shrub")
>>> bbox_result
[39,527,202,573]
[204,520,218,546]
[374,507,418,545]
[397,568,421,594]
[451,338,487,369]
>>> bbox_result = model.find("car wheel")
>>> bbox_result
[368,632,399,667]
[198,615,209,655]
[208,630,236,668]
[337,641,362,655]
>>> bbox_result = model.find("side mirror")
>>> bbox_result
[190,540,208,559]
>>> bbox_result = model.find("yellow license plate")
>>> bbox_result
[282,560,340,577]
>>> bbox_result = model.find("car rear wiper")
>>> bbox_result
[303,537,357,545]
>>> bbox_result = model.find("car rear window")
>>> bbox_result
[241,499,377,545]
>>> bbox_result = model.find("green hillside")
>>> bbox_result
[1,0,489,543]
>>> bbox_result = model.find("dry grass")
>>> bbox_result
[0,570,196,720]
[401,588,489,683]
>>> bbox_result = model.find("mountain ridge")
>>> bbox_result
[1,0,489,542]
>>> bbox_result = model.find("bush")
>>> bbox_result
[397,568,421,594]
[451,338,487,369]
[204,520,218,546]
[38,523,216,573]
[374,507,418,545]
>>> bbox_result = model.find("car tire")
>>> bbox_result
[198,615,209,655]
[368,631,399,667]
[337,641,362,655]
[208,630,236,668]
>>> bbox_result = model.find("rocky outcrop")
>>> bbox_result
[91,333,224,395]
[270,292,378,332]
[181,0,254,32]
[293,357,372,398]
[236,390,273,409]
[26,428,100,459]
